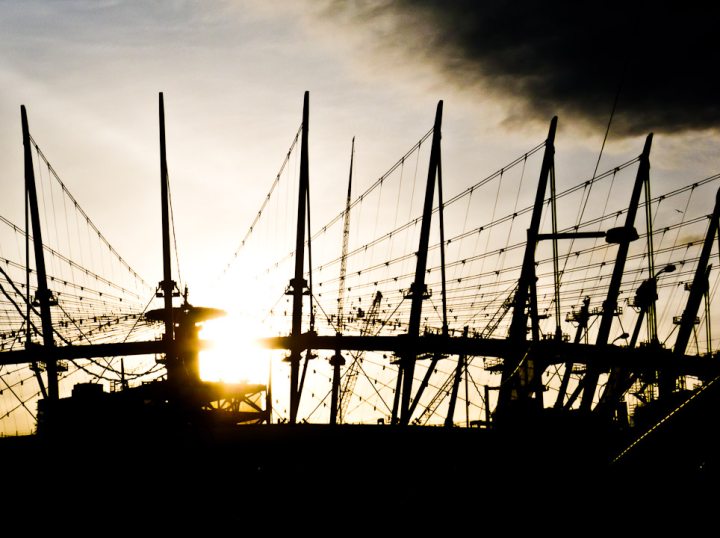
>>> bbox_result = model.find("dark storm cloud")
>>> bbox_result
[326,1,718,136]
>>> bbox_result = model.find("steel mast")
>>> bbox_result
[393,101,443,426]
[286,91,311,425]
[673,189,720,362]
[580,134,653,411]
[21,106,58,404]
[496,117,557,417]
[158,93,176,348]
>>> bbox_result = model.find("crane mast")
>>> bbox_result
[337,137,355,333]
[329,137,355,425]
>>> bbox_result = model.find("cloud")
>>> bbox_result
[313,1,719,137]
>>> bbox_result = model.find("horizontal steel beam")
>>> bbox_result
[2,333,716,379]
[257,333,720,378]
[0,339,217,366]
[536,231,606,241]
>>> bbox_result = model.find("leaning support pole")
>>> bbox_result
[507,118,557,344]
[581,134,653,411]
[674,188,720,358]
[497,117,557,416]
[404,147,449,421]
[398,101,443,426]
[22,105,58,402]
[286,91,311,425]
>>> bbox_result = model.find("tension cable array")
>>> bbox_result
[227,111,720,425]
[0,132,160,434]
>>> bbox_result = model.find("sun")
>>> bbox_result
[198,313,270,385]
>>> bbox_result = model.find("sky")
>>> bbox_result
[1,1,719,428]
[2,1,718,300]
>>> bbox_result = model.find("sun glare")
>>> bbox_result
[199,314,270,385]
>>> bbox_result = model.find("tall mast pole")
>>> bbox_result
[580,134,653,411]
[397,101,443,426]
[24,122,46,399]
[287,91,310,425]
[497,117,557,416]
[21,105,58,402]
[507,117,557,343]
[159,93,174,346]
[674,189,720,358]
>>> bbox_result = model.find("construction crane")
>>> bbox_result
[338,290,382,423]
[337,137,355,335]
[329,137,354,425]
